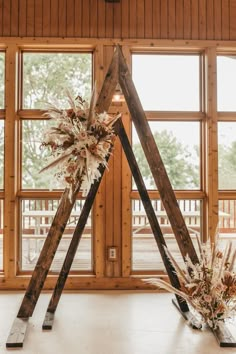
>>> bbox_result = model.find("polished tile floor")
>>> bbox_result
[1,291,236,354]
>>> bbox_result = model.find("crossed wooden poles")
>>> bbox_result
[6,46,236,348]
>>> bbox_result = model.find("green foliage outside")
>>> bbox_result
[133,130,199,190]
[23,53,92,109]
[219,142,236,189]
[22,53,92,188]
[22,120,61,189]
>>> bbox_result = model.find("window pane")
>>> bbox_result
[0,200,3,271]
[22,120,64,189]
[23,52,92,109]
[132,121,200,190]
[0,121,4,189]
[20,199,92,271]
[217,55,236,111]
[0,53,5,108]
[132,199,201,271]
[132,54,200,111]
[218,122,236,190]
[219,200,236,238]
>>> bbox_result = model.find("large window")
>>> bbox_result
[20,199,92,271]
[217,54,236,242]
[22,52,92,109]
[132,199,201,270]
[132,54,200,111]
[19,51,93,273]
[2,42,236,289]
[131,52,203,272]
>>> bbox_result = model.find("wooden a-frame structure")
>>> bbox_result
[6,46,236,348]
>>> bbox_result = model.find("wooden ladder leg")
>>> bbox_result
[42,162,108,330]
[6,187,80,348]
[116,119,196,319]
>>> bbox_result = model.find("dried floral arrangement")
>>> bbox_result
[40,89,119,197]
[144,235,236,329]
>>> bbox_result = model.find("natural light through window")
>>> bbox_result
[218,122,236,190]
[0,121,4,189]
[132,121,200,190]
[22,52,92,109]
[132,54,200,111]
[0,52,4,109]
[217,56,236,112]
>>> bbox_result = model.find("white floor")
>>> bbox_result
[1,291,236,354]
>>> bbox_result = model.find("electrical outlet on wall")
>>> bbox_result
[107,246,118,261]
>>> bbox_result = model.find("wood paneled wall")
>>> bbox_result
[0,0,236,40]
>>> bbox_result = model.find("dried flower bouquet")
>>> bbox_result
[40,89,119,197]
[144,235,236,329]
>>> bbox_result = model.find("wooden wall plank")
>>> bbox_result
[74,0,82,37]
[137,0,145,38]
[168,0,176,38]
[129,0,136,38]
[90,0,98,38]
[1,0,236,40]
[153,0,161,39]
[105,2,113,38]
[4,44,18,278]
[229,0,236,39]
[121,0,129,38]
[205,47,218,243]
[98,0,105,37]
[121,109,132,277]
[206,0,214,39]
[43,0,51,37]
[175,0,183,39]
[160,0,168,38]
[26,0,35,37]
[191,0,199,39]
[35,0,43,37]
[199,0,206,39]
[11,0,19,36]
[183,0,191,39]
[93,45,105,278]
[50,0,59,37]
[3,0,11,36]
[103,45,115,277]
[82,0,90,37]
[222,0,230,40]
[113,1,121,38]
[66,0,75,37]
[214,0,222,40]
[58,0,66,37]
[19,0,27,37]
[113,137,122,277]
[0,0,3,37]
[145,0,153,38]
